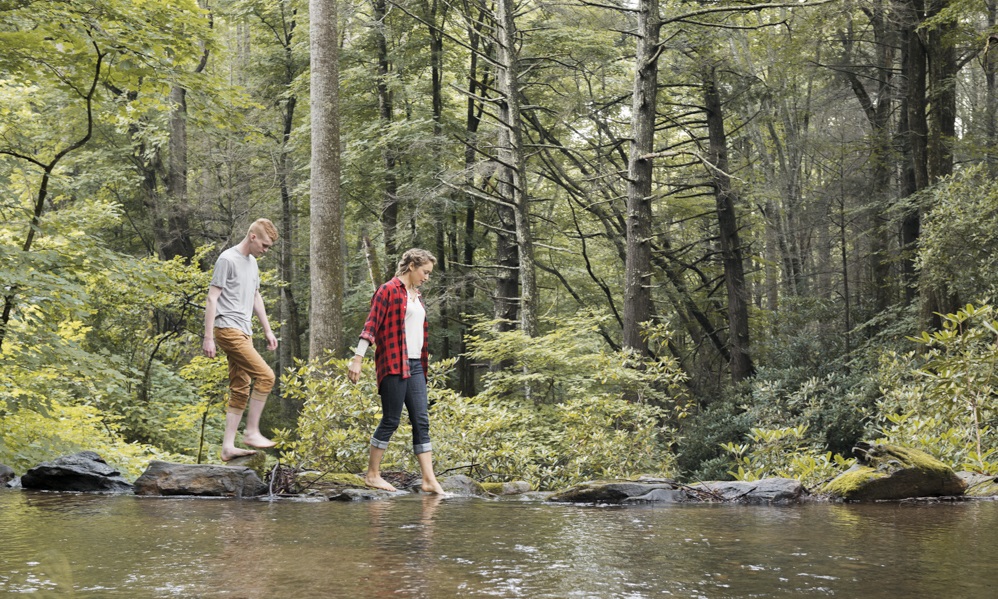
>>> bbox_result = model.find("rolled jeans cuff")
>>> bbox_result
[413,442,432,455]
[371,437,390,450]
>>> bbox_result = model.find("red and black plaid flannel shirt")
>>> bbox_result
[359,277,429,387]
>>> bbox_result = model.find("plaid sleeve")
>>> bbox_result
[359,283,390,345]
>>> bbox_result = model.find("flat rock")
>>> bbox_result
[21,451,133,494]
[549,481,681,503]
[691,478,806,504]
[958,472,998,497]
[133,461,267,497]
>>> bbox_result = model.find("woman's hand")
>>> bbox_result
[347,355,363,383]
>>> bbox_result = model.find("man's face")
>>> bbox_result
[249,233,273,257]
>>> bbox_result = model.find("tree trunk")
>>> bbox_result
[899,0,928,305]
[495,0,536,337]
[623,0,659,356]
[703,66,754,382]
[162,85,196,261]
[309,0,344,357]
[374,0,398,261]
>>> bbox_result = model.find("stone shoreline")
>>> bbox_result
[4,444,998,504]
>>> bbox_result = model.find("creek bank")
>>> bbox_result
[4,443,998,504]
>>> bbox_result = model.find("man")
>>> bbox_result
[203,218,279,462]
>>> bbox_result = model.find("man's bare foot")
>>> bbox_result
[421,480,445,494]
[221,447,256,462]
[242,432,276,449]
[365,474,397,492]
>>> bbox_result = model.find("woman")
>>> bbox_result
[347,248,445,494]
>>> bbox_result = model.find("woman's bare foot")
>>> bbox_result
[221,447,256,462]
[421,479,445,494]
[242,432,276,449]
[365,474,398,492]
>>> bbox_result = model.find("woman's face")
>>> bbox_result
[409,262,433,287]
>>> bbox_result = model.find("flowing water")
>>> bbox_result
[1,489,996,598]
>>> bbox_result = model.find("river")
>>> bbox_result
[1,490,996,598]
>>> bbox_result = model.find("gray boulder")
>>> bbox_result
[133,461,267,497]
[0,463,14,486]
[440,474,490,497]
[21,451,133,494]
[957,472,998,497]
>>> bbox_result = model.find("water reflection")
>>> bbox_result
[1,490,997,598]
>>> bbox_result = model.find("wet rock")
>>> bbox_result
[481,481,532,496]
[551,477,807,505]
[0,463,14,486]
[549,480,683,503]
[691,478,806,504]
[133,461,267,497]
[958,472,998,497]
[623,488,690,503]
[823,443,966,501]
[325,487,402,501]
[222,451,270,480]
[440,474,489,497]
[21,451,133,494]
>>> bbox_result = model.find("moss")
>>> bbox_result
[866,445,950,475]
[480,482,504,494]
[824,443,966,500]
[822,466,886,498]
[298,471,367,489]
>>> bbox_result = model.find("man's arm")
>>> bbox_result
[203,285,223,357]
[253,290,278,351]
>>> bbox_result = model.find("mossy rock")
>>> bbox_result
[480,481,532,496]
[297,471,367,493]
[223,451,270,480]
[823,443,966,501]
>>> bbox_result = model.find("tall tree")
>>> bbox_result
[703,65,754,382]
[623,0,659,356]
[494,0,537,336]
[309,0,344,356]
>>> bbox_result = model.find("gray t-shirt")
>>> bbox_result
[210,246,259,335]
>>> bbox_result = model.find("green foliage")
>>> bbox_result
[876,304,998,474]
[277,357,393,474]
[721,425,855,488]
[0,400,184,481]
[282,315,685,490]
[465,312,690,409]
[916,165,998,303]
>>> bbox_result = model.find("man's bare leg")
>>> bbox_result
[417,451,444,494]
[221,409,256,462]
[242,396,275,448]
[365,446,397,491]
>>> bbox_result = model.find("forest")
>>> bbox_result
[2,0,997,491]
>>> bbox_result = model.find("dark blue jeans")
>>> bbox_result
[371,359,432,454]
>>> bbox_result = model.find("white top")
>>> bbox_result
[354,287,426,359]
[404,291,425,359]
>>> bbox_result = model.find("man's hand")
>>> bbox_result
[347,355,363,384]
[265,330,278,351]
[203,337,216,358]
